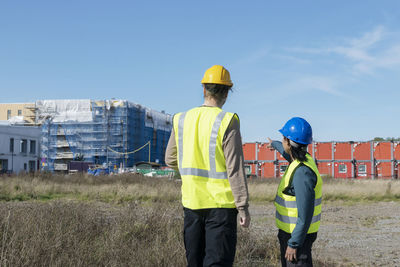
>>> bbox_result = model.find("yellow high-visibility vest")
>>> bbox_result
[274,154,323,233]
[173,106,238,209]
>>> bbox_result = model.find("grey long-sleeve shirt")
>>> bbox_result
[272,141,317,249]
[165,110,249,218]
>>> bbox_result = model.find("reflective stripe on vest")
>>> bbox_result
[274,195,322,208]
[276,211,321,224]
[274,154,323,234]
[177,110,228,179]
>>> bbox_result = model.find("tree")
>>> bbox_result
[373,137,400,141]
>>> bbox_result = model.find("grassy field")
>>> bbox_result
[0,173,398,266]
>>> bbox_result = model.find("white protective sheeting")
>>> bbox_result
[144,108,172,131]
[36,99,93,123]
[7,116,26,124]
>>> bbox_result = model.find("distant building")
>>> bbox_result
[0,124,41,174]
[0,99,173,173]
[37,99,172,172]
[0,103,36,124]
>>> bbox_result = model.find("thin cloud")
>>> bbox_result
[285,76,343,97]
[349,25,385,49]
[288,26,400,75]
[231,47,270,67]
[273,54,311,65]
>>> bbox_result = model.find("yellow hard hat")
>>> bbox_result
[201,65,233,87]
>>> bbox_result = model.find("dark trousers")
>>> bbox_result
[278,230,317,267]
[183,207,238,267]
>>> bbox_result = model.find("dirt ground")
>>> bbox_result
[250,201,400,266]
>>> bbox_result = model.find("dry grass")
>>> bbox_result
[0,173,181,203]
[0,201,186,266]
[0,173,397,266]
[0,173,282,266]
[1,173,399,203]
[0,201,281,266]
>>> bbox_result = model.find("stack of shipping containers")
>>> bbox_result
[243,141,399,179]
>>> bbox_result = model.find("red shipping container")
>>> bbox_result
[243,141,400,179]
[244,163,257,176]
[314,142,332,160]
[243,143,256,161]
[258,143,275,161]
[354,162,372,178]
[375,161,392,179]
[307,144,314,157]
[277,162,289,178]
[316,161,333,177]
[394,142,400,160]
[374,142,392,160]
[334,161,353,179]
[354,142,372,161]
[259,162,275,178]
[334,142,352,160]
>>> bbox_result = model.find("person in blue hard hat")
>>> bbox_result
[267,117,322,267]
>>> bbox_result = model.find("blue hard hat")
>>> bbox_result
[279,117,313,145]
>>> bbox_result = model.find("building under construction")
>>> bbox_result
[35,99,172,172]
[243,141,400,179]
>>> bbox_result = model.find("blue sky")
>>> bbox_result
[1,1,400,142]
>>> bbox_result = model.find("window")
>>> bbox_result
[280,165,287,173]
[338,164,347,173]
[30,140,36,154]
[358,165,366,174]
[29,161,36,172]
[20,139,27,153]
[9,138,14,153]
[24,163,27,171]
[244,165,251,175]
[0,159,8,172]
[18,110,22,116]
[7,110,11,120]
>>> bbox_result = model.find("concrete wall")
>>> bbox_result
[0,125,41,173]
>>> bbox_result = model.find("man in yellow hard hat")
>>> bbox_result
[165,65,250,267]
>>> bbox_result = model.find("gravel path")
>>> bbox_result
[250,201,400,266]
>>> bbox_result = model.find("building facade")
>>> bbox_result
[0,124,41,174]
[243,141,400,179]
[38,99,172,172]
[0,103,36,124]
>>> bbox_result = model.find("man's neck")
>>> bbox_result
[203,98,223,108]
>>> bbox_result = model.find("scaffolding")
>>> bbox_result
[39,99,172,172]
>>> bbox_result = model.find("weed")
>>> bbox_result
[361,216,377,227]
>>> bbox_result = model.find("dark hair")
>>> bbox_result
[204,83,232,91]
[290,145,307,162]
[284,137,307,162]
[203,83,232,104]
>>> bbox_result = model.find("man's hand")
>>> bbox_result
[239,214,250,228]
[285,246,297,262]
[267,137,274,150]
